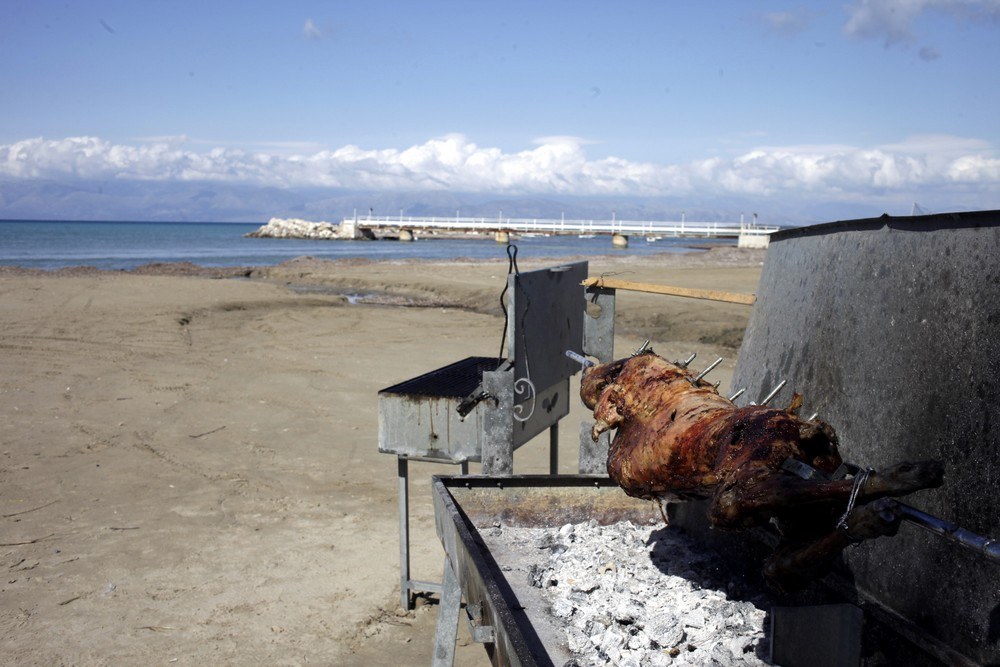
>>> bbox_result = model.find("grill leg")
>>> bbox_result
[397,456,412,610]
[432,556,461,667]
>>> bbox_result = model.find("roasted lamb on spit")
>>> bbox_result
[581,350,944,590]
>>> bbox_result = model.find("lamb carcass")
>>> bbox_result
[581,350,944,589]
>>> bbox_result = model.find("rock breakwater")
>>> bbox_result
[245,217,355,240]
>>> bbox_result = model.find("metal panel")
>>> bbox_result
[731,210,1000,666]
[506,261,587,395]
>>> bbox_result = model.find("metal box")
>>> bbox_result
[378,356,503,462]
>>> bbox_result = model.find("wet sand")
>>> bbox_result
[0,247,763,665]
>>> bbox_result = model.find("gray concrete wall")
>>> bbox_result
[731,211,1000,664]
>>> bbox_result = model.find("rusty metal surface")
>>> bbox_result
[731,210,1000,665]
[432,475,656,667]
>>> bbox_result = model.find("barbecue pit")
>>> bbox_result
[382,212,1000,666]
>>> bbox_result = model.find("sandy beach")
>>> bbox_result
[0,247,763,666]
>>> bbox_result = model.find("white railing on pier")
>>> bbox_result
[345,215,779,239]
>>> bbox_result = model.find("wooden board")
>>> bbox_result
[581,277,756,305]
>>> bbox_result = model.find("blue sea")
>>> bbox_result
[0,220,732,271]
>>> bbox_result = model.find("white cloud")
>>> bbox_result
[843,0,1000,46]
[303,18,323,40]
[764,9,816,37]
[1,134,997,208]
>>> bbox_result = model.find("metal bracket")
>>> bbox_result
[464,602,496,644]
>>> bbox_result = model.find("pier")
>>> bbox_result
[342,213,779,248]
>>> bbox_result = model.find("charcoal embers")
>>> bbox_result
[512,520,771,666]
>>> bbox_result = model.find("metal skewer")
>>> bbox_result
[676,352,697,369]
[760,379,787,406]
[632,340,651,356]
[690,357,723,384]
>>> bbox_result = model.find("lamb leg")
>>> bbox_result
[763,498,903,591]
[709,460,943,529]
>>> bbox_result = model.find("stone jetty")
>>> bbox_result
[245,217,362,240]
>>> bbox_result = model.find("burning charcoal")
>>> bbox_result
[581,614,611,640]
[598,627,626,656]
[627,628,650,650]
[647,651,675,667]
[558,523,576,541]
[683,609,706,629]
[612,598,645,625]
[534,531,570,555]
[725,635,756,657]
[565,626,591,654]
[491,521,771,666]
[647,615,685,649]
[617,654,642,667]
[527,563,558,589]
[550,596,576,619]
[597,561,617,576]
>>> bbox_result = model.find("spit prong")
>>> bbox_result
[677,352,697,369]
[690,357,723,384]
[808,412,819,421]
[632,340,651,356]
[729,387,746,401]
[760,379,787,406]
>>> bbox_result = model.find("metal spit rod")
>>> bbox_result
[832,461,1000,564]
[898,503,1000,563]
[565,349,595,370]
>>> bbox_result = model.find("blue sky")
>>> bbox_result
[2,0,999,222]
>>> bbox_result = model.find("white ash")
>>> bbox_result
[495,519,771,666]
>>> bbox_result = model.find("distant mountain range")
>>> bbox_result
[0,178,888,226]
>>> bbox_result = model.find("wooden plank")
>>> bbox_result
[581,277,756,305]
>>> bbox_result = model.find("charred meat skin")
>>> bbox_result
[584,352,842,528]
[582,351,944,590]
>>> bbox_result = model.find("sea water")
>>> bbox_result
[0,220,730,271]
